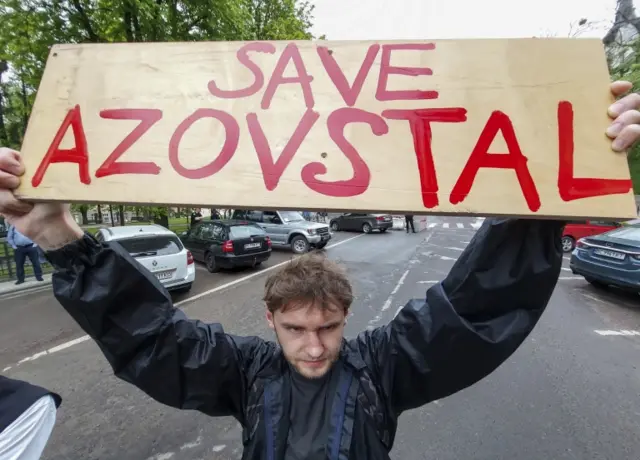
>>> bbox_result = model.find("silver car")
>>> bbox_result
[232,210,331,254]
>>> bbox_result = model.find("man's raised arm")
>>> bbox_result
[357,218,564,415]
[45,232,266,422]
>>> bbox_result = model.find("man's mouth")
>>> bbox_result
[301,359,326,368]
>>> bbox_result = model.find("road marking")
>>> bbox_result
[3,233,366,370]
[417,280,440,284]
[595,329,640,336]
[456,223,464,229]
[563,256,571,261]
[440,255,456,261]
[445,246,465,251]
[559,276,583,280]
[428,223,437,228]
[393,304,403,319]
[561,267,572,272]
[442,223,449,229]
[381,270,409,312]
[582,293,606,303]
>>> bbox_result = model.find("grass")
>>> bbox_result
[82,217,191,235]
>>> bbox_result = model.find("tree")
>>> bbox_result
[0,0,319,214]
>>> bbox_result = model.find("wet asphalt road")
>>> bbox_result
[2,216,640,460]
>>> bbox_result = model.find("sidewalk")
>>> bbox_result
[0,274,53,297]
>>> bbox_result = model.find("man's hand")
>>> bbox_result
[0,147,83,251]
[607,80,640,152]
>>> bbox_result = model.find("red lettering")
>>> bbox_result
[382,108,467,208]
[317,44,379,106]
[95,109,162,178]
[31,105,90,187]
[208,42,276,99]
[247,109,319,191]
[169,109,239,179]
[450,111,540,211]
[262,43,314,109]
[376,44,439,102]
[301,108,388,197]
[558,101,632,200]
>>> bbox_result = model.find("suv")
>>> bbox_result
[95,225,195,292]
[231,210,331,254]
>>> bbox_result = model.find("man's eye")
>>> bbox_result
[287,327,303,333]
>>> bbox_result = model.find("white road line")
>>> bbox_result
[456,223,464,229]
[381,270,409,312]
[440,255,456,261]
[582,293,606,303]
[393,304,404,319]
[559,276,583,280]
[442,223,449,229]
[563,256,571,261]
[417,280,440,284]
[561,267,572,272]
[595,329,640,336]
[428,223,437,228]
[445,246,465,251]
[5,234,367,370]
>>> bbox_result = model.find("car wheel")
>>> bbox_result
[330,222,339,231]
[561,236,575,253]
[315,242,328,250]
[205,252,220,273]
[291,235,310,254]
[362,222,372,234]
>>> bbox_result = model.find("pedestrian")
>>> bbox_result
[404,214,416,233]
[0,376,61,459]
[1,80,639,459]
[7,224,44,285]
[190,209,202,227]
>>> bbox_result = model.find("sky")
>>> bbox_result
[309,0,624,40]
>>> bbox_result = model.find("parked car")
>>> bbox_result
[180,219,271,272]
[561,220,622,252]
[95,225,195,292]
[231,210,331,254]
[329,213,393,234]
[569,224,640,292]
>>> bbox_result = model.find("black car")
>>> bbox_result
[180,220,271,273]
[329,213,393,233]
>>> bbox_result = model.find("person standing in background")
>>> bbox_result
[404,214,416,233]
[7,224,44,285]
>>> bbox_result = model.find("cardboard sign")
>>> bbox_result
[16,39,637,219]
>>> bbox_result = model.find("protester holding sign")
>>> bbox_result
[0,80,639,459]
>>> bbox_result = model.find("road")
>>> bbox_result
[2,217,640,460]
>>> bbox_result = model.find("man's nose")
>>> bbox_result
[305,333,324,359]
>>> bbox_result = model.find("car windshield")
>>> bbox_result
[279,211,305,223]
[604,226,640,241]
[229,225,266,239]
[115,235,183,257]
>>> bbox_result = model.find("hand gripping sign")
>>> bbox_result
[15,38,637,219]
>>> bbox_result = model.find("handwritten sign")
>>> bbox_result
[16,39,636,219]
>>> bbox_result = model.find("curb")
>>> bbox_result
[0,277,53,298]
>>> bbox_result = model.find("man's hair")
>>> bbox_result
[263,253,353,314]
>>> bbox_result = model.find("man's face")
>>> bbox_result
[267,303,346,379]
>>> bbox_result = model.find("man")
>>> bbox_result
[0,375,61,459]
[190,209,203,227]
[7,223,44,285]
[404,214,416,233]
[0,81,638,459]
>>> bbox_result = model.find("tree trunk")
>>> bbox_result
[119,205,126,226]
[109,205,115,225]
[80,208,89,225]
[97,205,103,223]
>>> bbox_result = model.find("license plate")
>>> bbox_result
[321,234,330,240]
[384,217,391,221]
[155,270,174,280]
[594,248,626,260]
[245,242,261,249]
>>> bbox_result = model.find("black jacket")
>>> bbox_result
[45,218,563,459]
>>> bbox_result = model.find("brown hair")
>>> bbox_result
[263,253,353,314]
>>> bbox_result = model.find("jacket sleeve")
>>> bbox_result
[356,218,564,415]
[44,232,265,422]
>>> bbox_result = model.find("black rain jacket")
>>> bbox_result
[45,218,564,460]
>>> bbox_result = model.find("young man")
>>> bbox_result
[0,81,638,459]
[7,224,44,285]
